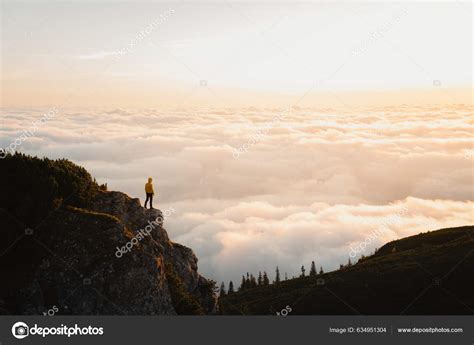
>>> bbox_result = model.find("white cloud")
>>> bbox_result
[0,105,472,283]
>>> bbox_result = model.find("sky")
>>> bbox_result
[1,1,472,107]
[0,1,473,284]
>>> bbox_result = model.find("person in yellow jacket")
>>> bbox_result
[144,177,155,209]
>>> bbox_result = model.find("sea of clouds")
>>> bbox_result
[0,105,473,284]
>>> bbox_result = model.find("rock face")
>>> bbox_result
[90,191,217,314]
[4,190,216,315]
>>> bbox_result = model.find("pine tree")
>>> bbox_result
[258,271,263,286]
[347,258,352,267]
[263,271,270,285]
[284,272,288,281]
[300,265,306,277]
[245,272,250,288]
[275,266,281,284]
[239,275,246,291]
[228,281,234,294]
[310,261,317,276]
[250,274,257,288]
[219,282,226,296]
[319,266,324,274]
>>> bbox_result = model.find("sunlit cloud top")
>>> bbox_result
[1,104,473,281]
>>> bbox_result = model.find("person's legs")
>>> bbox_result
[144,193,150,208]
[149,194,153,209]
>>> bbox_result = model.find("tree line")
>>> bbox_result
[219,260,333,296]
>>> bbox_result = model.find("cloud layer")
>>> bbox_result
[0,104,473,283]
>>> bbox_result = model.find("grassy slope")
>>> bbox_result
[220,226,474,315]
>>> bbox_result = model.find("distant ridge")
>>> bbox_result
[220,226,474,315]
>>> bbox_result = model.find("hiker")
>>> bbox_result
[144,177,155,209]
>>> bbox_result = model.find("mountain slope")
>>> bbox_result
[220,226,474,315]
[0,153,216,315]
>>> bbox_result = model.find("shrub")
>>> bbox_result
[0,153,98,227]
[165,263,204,315]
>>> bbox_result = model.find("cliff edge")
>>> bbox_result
[0,153,216,315]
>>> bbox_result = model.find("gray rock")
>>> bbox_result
[15,190,216,315]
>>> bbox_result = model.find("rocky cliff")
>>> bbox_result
[0,153,217,315]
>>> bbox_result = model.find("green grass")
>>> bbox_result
[66,205,121,223]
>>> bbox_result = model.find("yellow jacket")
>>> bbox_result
[145,178,154,194]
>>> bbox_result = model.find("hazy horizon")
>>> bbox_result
[2,1,472,107]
